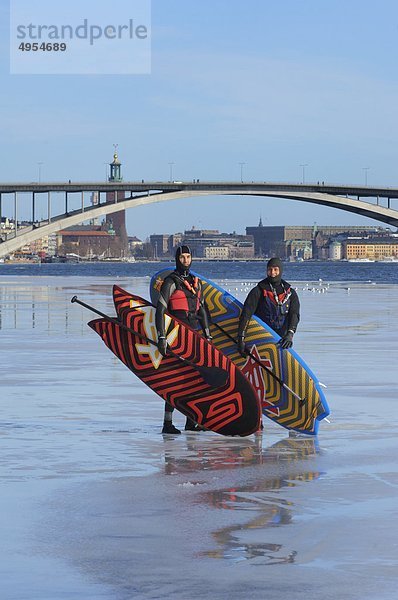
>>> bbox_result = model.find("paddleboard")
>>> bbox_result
[150,270,330,435]
[88,285,261,436]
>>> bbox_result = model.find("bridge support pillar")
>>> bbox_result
[14,192,18,234]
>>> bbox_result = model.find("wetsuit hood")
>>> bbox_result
[175,245,192,277]
[266,257,283,285]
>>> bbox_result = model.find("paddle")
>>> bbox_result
[71,295,229,389]
[210,320,306,406]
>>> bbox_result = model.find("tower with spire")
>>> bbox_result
[109,144,122,182]
[105,145,128,257]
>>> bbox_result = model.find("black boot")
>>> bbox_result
[184,418,200,431]
[162,422,181,434]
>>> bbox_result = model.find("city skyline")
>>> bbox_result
[134,221,391,242]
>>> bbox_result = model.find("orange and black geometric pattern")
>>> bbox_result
[88,286,261,437]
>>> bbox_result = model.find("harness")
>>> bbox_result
[257,281,292,334]
[262,282,292,308]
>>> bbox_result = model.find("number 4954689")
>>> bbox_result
[18,42,66,51]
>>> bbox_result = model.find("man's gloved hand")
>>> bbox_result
[158,336,168,356]
[279,330,294,349]
[237,335,247,356]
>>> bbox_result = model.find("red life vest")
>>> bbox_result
[168,276,201,315]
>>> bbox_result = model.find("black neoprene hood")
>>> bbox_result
[266,257,283,284]
[175,245,192,274]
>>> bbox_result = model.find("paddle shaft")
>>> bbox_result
[210,320,305,405]
[71,295,226,386]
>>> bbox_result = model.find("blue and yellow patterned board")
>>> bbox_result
[150,269,330,436]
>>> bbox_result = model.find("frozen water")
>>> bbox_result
[1,275,398,599]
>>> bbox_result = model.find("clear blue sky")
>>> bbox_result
[1,0,398,239]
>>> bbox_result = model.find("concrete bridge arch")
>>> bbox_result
[1,181,398,257]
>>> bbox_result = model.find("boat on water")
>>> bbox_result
[376,257,398,263]
[348,257,398,263]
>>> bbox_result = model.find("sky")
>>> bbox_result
[1,0,398,239]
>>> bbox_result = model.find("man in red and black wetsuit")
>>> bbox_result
[156,245,212,434]
[237,257,300,354]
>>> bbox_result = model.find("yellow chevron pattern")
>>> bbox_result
[201,280,327,434]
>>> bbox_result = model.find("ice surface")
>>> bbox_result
[1,276,398,599]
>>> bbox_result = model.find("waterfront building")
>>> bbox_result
[286,239,313,260]
[228,241,256,259]
[25,233,57,258]
[203,242,255,260]
[204,246,230,259]
[181,228,254,258]
[169,232,183,251]
[128,236,143,256]
[343,238,398,261]
[56,224,117,259]
[246,221,385,259]
[147,227,254,259]
[329,241,343,261]
[149,234,170,258]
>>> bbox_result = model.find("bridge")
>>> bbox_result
[1,180,398,257]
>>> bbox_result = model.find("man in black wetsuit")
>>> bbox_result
[156,245,212,434]
[237,257,300,354]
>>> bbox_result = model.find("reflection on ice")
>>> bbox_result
[205,543,297,565]
[192,437,321,564]
[162,435,319,475]
[161,433,322,566]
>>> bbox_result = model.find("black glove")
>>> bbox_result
[237,335,247,356]
[157,336,168,356]
[279,330,294,349]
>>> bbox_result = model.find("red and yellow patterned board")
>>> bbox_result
[88,286,261,436]
[151,271,330,436]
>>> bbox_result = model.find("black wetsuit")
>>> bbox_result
[156,270,211,429]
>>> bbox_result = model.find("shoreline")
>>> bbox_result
[2,257,398,265]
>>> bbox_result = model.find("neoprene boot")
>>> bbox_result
[184,418,200,431]
[162,422,181,434]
